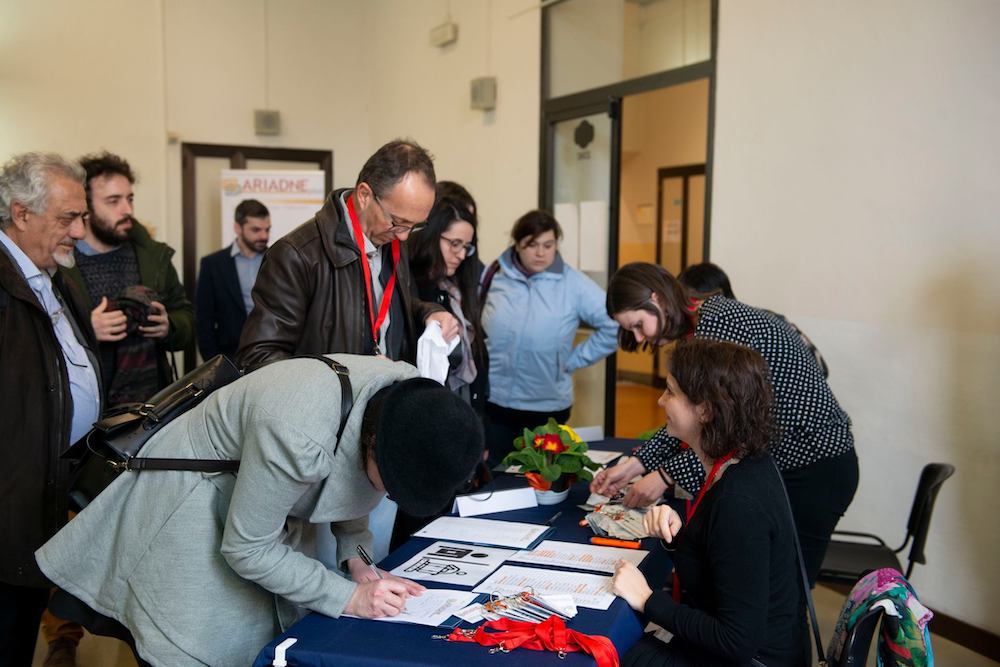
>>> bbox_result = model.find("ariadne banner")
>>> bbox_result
[220,169,326,244]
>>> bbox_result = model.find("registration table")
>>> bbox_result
[253,438,671,667]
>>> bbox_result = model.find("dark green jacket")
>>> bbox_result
[61,222,194,391]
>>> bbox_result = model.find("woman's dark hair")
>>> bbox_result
[678,262,735,299]
[669,338,775,460]
[436,181,476,215]
[407,195,485,359]
[510,209,562,246]
[607,262,692,352]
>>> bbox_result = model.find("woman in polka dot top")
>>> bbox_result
[592,262,858,585]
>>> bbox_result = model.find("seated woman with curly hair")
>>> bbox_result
[612,339,808,667]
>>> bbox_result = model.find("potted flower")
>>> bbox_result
[502,419,601,504]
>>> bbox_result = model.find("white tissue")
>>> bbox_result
[416,320,460,385]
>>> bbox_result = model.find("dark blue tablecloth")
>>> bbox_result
[252,438,671,667]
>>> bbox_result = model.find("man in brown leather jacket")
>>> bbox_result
[237,140,458,368]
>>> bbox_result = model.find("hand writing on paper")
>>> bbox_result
[643,505,683,544]
[622,471,669,508]
[344,578,420,618]
[590,456,644,496]
[612,560,653,612]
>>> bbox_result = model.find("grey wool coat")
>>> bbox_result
[36,354,418,667]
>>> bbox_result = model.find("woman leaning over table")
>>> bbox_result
[481,210,618,465]
[612,338,808,667]
[592,262,858,586]
[35,355,484,667]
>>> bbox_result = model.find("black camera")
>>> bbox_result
[113,285,161,335]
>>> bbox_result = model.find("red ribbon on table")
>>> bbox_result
[447,616,619,667]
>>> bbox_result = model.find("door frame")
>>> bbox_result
[538,0,719,435]
[655,163,708,271]
[179,142,333,370]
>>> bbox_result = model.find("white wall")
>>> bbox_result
[712,0,1000,631]
[0,1,169,236]
[364,0,540,262]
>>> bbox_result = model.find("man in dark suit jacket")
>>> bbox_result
[196,199,270,360]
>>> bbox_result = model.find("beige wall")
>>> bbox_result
[0,1,169,239]
[713,0,1000,632]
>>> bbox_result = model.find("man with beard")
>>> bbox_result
[0,152,101,666]
[61,151,193,407]
[195,199,271,360]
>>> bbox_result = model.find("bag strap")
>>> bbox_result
[293,354,354,451]
[477,259,501,303]
[122,355,354,472]
[772,459,826,666]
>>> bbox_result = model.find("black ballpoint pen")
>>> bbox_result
[356,544,383,579]
[545,511,562,525]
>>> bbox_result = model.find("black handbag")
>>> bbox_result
[63,354,352,511]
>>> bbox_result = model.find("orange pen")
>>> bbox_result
[590,536,641,549]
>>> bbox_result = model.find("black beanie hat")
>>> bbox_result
[374,378,485,517]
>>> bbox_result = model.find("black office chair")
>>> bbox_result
[826,605,885,667]
[819,463,955,582]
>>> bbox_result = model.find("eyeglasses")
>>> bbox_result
[440,235,476,257]
[371,192,427,235]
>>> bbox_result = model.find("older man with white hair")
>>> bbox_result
[0,152,101,664]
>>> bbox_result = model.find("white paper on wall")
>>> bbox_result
[554,202,579,268]
[578,200,608,272]
[220,169,326,246]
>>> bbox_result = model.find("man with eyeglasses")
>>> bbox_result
[238,139,458,367]
[0,152,101,665]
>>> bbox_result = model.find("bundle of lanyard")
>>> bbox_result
[444,615,619,667]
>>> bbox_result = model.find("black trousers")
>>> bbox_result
[0,583,47,667]
[484,401,571,468]
[782,448,860,587]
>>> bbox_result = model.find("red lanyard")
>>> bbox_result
[446,616,619,667]
[346,193,399,353]
[673,451,735,602]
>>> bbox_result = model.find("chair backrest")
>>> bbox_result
[829,606,885,667]
[904,462,955,575]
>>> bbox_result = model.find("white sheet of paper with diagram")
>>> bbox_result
[412,516,550,549]
[473,565,616,610]
[388,541,515,586]
[510,540,648,574]
[349,588,480,627]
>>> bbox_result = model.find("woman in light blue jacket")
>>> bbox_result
[481,210,618,465]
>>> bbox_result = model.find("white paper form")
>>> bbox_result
[413,517,549,549]
[347,589,480,627]
[389,541,516,586]
[510,540,648,574]
[473,565,616,610]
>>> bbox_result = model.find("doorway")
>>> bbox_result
[179,143,332,370]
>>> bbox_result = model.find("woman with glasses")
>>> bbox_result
[407,194,487,413]
[481,210,619,465]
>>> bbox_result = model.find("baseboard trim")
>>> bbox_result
[818,583,1000,661]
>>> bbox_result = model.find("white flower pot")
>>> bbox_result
[534,488,570,505]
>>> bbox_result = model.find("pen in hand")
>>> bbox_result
[356,544,383,580]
